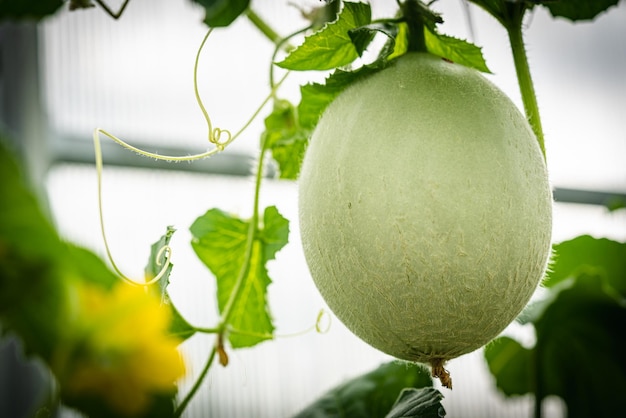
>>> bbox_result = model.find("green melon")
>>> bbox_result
[298,52,552,386]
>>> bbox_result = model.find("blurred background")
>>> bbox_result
[1,0,625,417]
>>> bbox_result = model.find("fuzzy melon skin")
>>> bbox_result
[298,53,552,364]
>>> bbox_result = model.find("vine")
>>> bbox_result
[92,15,325,415]
[92,28,288,287]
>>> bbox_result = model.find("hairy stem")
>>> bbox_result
[173,347,217,418]
[507,23,546,161]
[269,26,309,90]
[174,127,271,416]
[246,8,283,45]
[402,0,427,52]
[219,138,269,328]
[400,0,442,53]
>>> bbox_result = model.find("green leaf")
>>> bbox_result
[68,0,95,11]
[385,387,446,418]
[64,390,176,418]
[466,0,529,28]
[537,272,626,417]
[485,236,626,417]
[145,226,176,300]
[484,336,533,396]
[387,22,408,61]
[541,0,620,21]
[0,137,68,358]
[1,137,181,416]
[190,206,288,348]
[298,81,344,130]
[424,29,491,73]
[544,235,626,295]
[192,0,250,27]
[607,197,626,212]
[0,139,62,262]
[297,58,388,132]
[277,1,372,71]
[145,226,196,342]
[67,244,118,290]
[0,0,64,21]
[295,22,400,135]
[263,99,310,180]
[347,25,378,57]
[294,361,433,418]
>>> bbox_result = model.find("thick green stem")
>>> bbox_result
[533,341,544,418]
[400,0,442,52]
[401,0,427,52]
[246,8,283,45]
[507,23,547,161]
[173,133,269,416]
[173,347,217,418]
[218,143,267,328]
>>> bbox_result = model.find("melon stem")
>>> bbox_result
[400,0,442,53]
[430,358,453,389]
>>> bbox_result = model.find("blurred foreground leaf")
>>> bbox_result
[385,387,445,418]
[541,0,620,21]
[294,361,434,418]
[484,336,533,396]
[0,137,69,357]
[485,235,626,418]
[0,0,64,21]
[190,206,288,348]
[468,0,620,27]
[1,136,181,417]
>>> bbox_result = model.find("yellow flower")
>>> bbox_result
[54,281,186,416]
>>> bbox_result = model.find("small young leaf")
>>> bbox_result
[145,226,176,301]
[348,26,377,57]
[277,1,372,71]
[192,0,250,27]
[541,0,620,21]
[145,226,196,342]
[262,99,310,180]
[385,387,446,418]
[424,29,491,73]
[294,361,433,418]
[190,206,288,348]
